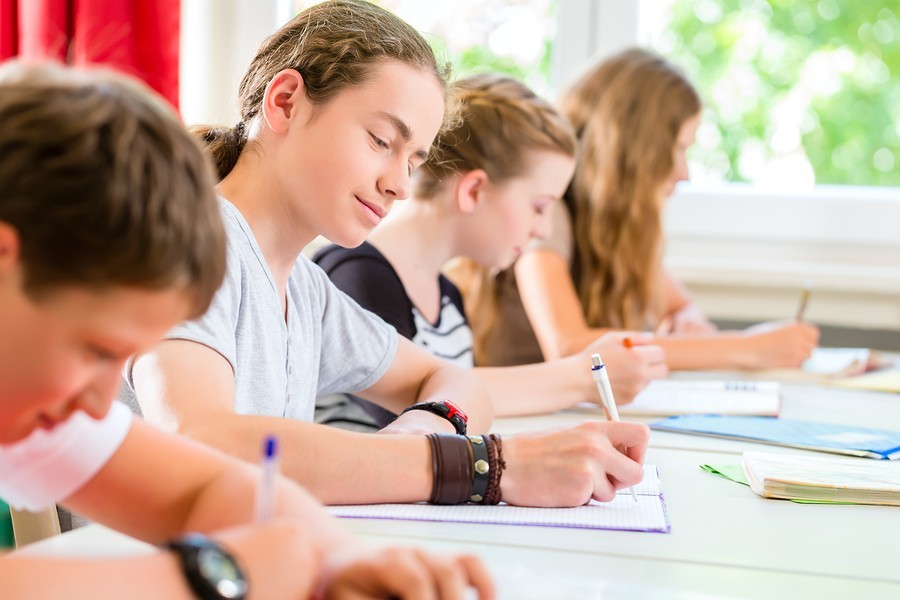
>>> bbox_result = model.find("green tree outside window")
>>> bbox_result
[291,0,557,97]
[654,0,899,187]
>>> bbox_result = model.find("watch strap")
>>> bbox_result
[165,533,248,600]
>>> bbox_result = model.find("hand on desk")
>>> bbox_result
[657,305,718,336]
[499,421,649,507]
[219,520,495,600]
[741,320,820,369]
[581,332,668,405]
[319,545,494,600]
[216,520,320,600]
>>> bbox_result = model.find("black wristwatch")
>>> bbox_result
[165,533,248,600]
[400,399,468,435]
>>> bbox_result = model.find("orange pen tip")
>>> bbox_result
[623,337,633,348]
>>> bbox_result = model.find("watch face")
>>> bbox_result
[197,546,249,599]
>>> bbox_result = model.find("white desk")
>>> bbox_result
[20,377,900,599]
[494,373,900,453]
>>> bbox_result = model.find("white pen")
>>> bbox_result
[591,353,638,502]
[254,435,279,523]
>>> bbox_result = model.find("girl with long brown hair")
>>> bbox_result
[476,48,820,371]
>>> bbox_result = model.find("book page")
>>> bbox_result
[328,465,670,533]
[619,380,781,416]
[742,451,900,505]
[829,369,900,393]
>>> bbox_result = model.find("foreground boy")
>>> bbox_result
[0,62,491,599]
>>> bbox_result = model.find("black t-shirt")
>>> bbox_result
[313,242,472,428]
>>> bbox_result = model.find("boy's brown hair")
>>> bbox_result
[196,0,453,180]
[0,62,226,317]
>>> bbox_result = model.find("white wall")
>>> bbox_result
[180,0,282,126]
[665,185,900,330]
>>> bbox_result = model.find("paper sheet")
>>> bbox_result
[328,465,670,533]
[619,380,781,416]
[829,369,900,394]
[802,348,871,377]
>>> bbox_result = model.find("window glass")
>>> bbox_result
[290,0,557,97]
[642,0,900,187]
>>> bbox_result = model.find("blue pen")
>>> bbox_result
[254,435,279,523]
[591,354,638,502]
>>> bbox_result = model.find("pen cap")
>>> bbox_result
[263,435,278,460]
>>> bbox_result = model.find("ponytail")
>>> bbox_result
[191,123,247,181]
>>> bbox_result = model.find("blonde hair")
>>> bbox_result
[562,48,700,329]
[436,74,577,363]
[0,62,225,317]
[195,0,452,180]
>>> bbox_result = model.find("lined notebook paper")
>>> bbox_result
[328,465,670,533]
[619,380,781,416]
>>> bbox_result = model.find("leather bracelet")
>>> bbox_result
[426,433,442,504]
[427,433,473,504]
[467,435,490,503]
[483,433,505,505]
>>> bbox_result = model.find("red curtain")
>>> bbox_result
[0,0,180,109]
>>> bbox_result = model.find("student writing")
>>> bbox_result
[123,0,650,510]
[461,48,820,371]
[0,61,491,599]
[314,73,668,431]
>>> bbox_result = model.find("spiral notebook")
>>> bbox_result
[619,380,781,416]
[652,415,900,460]
[328,465,670,533]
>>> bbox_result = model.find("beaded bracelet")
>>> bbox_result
[483,433,505,505]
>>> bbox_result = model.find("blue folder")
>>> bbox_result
[651,415,900,460]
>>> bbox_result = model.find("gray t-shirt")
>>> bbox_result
[121,198,398,421]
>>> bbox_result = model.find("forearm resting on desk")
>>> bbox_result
[182,414,434,505]
[476,359,589,416]
[4,521,322,600]
[356,337,495,433]
[0,553,208,600]
[656,321,820,371]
